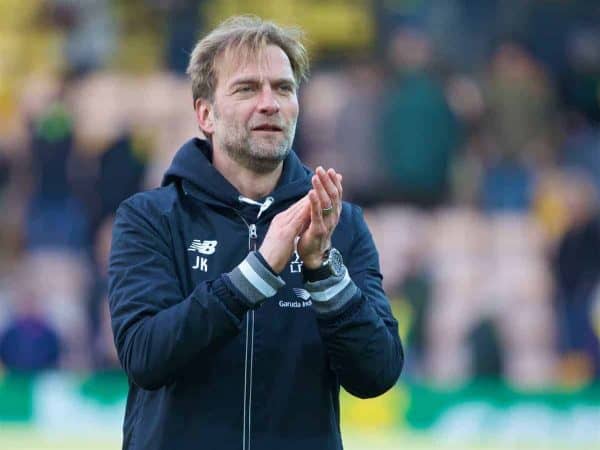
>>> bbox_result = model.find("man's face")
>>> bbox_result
[208,45,299,173]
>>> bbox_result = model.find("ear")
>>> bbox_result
[195,98,215,136]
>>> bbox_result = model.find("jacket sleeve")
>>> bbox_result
[108,197,284,390]
[312,205,403,398]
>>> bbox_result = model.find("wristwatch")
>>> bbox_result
[303,248,345,282]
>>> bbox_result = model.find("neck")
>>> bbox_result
[212,147,283,200]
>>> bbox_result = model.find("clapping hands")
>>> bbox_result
[259,167,343,273]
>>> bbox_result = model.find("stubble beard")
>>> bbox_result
[214,112,296,174]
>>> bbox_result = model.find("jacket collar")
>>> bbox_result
[162,138,312,220]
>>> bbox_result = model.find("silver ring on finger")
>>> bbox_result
[322,205,334,216]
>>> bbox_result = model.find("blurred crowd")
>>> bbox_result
[1,0,600,389]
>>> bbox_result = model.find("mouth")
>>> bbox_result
[252,124,283,132]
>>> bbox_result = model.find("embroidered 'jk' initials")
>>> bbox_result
[193,256,208,272]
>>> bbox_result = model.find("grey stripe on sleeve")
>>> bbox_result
[304,266,358,313]
[226,251,285,306]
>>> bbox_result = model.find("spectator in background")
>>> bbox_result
[26,100,89,250]
[378,27,460,207]
[48,0,116,76]
[88,216,119,369]
[299,60,385,206]
[92,132,147,234]
[332,60,386,206]
[0,147,21,271]
[0,291,61,372]
[467,318,504,378]
[480,156,534,212]
[479,42,558,213]
[398,252,432,377]
[560,30,600,193]
[554,171,600,381]
[29,101,73,200]
[148,0,204,74]
[561,125,600,195]
[484,41,559,165]
[561,28,600,124]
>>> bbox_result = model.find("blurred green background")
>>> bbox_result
[2,0,600,448]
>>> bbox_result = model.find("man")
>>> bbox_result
[108,16,402,450]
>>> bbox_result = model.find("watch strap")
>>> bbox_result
[302,264,332,282]
[301,247,340,282]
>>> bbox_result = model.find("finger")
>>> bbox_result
[288,196,309,223]
[312,172,332,211]
[276,206,308,243]
[289,196,311,231]
[330,171,343,200]
[332,173,343,216]
[327,169,343,210]
[321,168,339,201]
[290,194,310,211]
[297,214,310,235]
[309,189,324,229]
[317,167,339,210]
[280,194,309,223]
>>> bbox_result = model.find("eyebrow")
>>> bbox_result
[228,76,297,89]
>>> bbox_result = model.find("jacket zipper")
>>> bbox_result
[243,223,257,450]
[237,197,274,450]
[248,224,258,251]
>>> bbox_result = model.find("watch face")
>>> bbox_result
[328,248,344,277]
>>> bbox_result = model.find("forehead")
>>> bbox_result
[214,44,295,88]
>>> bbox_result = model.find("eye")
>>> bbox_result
[234,85,254,94]
[278,84,295,93]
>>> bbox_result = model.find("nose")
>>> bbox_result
[257,85,280,115]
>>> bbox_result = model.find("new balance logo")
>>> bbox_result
[188,240,218,255]
[188,239,217,272]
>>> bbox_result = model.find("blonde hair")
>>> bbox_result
[187,15,309,104]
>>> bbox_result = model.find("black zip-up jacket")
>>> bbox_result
[108,138,403,450]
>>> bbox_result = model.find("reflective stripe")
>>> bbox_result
[309,271,352,302]
[239,260,277,297]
